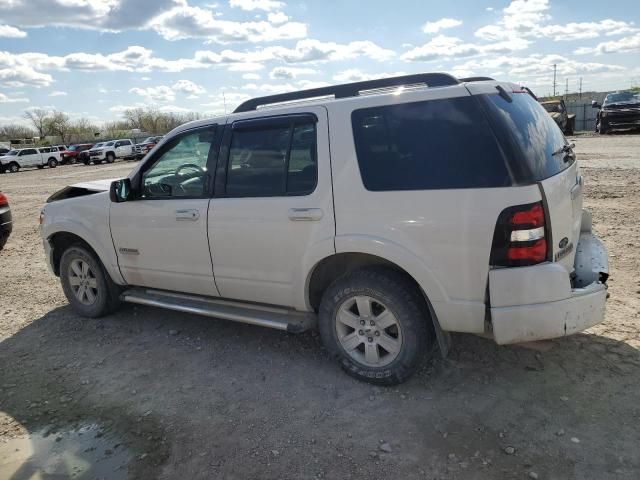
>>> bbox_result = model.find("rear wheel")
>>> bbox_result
[319,267,432,385]
[48,157,58,168]
[60,245,121,318]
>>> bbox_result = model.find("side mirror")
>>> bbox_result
[110,178,132,203]
[591,100,601,109]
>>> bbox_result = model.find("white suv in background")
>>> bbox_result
[1,146,61,173]
[40,73,609,385]
[86,139,134,164]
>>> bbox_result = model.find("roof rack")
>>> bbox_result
[458,76,495,82]
[233,72,460,113]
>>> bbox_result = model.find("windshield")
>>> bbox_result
[478,91,571,183]
[6,150,19,156]
[604,92,640,105]
[67,145,79,151]
[141,137,155,143]
[92,143,104,149]
[104,142,114,147]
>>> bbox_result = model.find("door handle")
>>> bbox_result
[288,208,323,221]
[176,209,200,221]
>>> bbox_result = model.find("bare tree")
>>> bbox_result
[0,124,36,141]
[23,108,51,138]
[47,110,71,143]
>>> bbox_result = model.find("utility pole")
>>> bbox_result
[565,78,569,98]
[553,64,557,97]
[579,77,583,99]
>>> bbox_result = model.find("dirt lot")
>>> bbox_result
[1,135,639,479]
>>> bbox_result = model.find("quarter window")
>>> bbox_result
[225,118,317,197]
[351,97,513,191]
[141,127,215,199]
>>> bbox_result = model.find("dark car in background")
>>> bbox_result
[0,148,9,156]
[0,191,12,250]
[61,143,93,164]
[593,91,640,134]
[133,135,163,159]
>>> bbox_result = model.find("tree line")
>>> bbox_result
[0,107,203,145]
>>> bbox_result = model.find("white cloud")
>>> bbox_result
[269,66,316,79]
[48,90,67,96]
[401,35,529,62]
[229,0,284,11]
[130,85,176,102]
[267,12,288,24]
[172,79,206,95]
[0,24,27,38]
[150,4,307,43]
[537,20,638,41]
[575,32,640,55]
[0,93,29,103]
[157,104,191,113]
[242,72,261,80]
[422,18,462,34]
[332,69,407,83]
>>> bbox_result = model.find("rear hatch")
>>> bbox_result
[475,86,581,273]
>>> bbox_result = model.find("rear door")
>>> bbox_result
[208,107,334,309]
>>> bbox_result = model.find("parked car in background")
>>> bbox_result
[592,91,640,134]
[41,73,609,385]
[0,148,10,156]
[0,146,61,173]
[133,136,163,159]
[82,142,104,164]
[540,99,575,135]
[0,191,11,250]
[86,139,134,164]
[61,143,93,164]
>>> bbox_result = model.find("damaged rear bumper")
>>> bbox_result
[488,210,609,345]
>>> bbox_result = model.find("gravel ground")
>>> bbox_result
[0,135,639,479]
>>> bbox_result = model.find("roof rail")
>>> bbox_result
[233,72,460,113]
[459,76,495,82]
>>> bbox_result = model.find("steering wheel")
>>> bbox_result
[175,163,204,177]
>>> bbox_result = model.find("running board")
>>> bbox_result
[120,288,317,333]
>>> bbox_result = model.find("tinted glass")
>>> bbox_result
[20,149,37,155]
[142,128,215,198]
[352,96,512,191]
[478,92,571,181]
[226,120,317,197]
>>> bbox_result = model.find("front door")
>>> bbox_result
[110,125,220,297]
[19,148,40,167]
[208,107,335,309]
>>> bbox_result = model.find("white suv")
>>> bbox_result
[86,139,134,164]
[40,74,609,384]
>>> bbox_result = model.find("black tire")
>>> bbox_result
[48,157,58,168]
[106,153,115,164]
[7,162,19,173]
[37,165,44,169]
[69,157,77,165]
[0,233,8,250]
[597,119,608,135]
[83,159,90,165]
[318,267,433,385]
[60,245,122,318]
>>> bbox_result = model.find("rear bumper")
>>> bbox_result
[489,210,609,344]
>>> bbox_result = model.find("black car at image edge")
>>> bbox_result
[0,191,12,250]
[593,91,640,134]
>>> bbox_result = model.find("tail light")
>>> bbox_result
[0,192,8,207]
[490,201,548,267]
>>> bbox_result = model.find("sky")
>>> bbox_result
[0,0,639,127]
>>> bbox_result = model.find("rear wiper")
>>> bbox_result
[552,143,575,156]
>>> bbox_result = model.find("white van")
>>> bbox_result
[0,146,62,173]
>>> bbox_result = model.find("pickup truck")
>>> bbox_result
[0,146,62,173]
[540,99,575,135]
[86,139,135,164]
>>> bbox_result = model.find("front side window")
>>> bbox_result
[20,149,37,156]
[226,118,317,197]
[141,127,215,198]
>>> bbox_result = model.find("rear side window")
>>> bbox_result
[477,92,571,181]
[226,119,317,197]
[351,96,513,191]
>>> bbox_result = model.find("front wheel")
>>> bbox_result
[7,163,19,173]
[319,268,432,385]
[48,157,58,168]
[106,153,115,164]
[60,245,121,318]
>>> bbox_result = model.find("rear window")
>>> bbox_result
[477,92,572,181]
[351,96,513,191]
